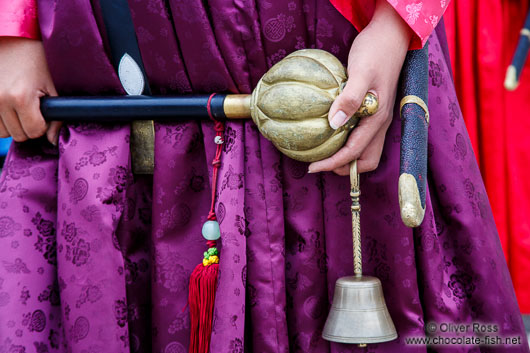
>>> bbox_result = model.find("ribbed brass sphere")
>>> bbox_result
[250,49,377,162]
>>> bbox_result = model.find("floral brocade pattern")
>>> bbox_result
[0,1,527,353]
[330,0,449,49]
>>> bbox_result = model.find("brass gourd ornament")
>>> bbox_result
[250,49,377,162]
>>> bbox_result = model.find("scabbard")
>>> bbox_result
[399,43,429,228]
[505,9,530,90]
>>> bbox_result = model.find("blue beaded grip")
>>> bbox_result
[505,9,530,90]
[399,43,429,228]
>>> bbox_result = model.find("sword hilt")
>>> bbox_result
[40,92,376,122]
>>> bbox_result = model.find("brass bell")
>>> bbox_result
[322,161,397,346]
[322,276,397,345]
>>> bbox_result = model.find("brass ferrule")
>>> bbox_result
[223,94,251,119]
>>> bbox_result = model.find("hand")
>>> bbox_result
[0,37,61,145]
[308,0,412,175]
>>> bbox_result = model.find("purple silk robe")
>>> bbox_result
[0,1,528,352]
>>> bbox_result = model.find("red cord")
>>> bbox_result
[206,93,224,222]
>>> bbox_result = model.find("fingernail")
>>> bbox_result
[307,169,313,174]
[330,110,349,130]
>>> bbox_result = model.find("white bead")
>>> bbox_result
[202,220,221,240]
[214,136,224,144]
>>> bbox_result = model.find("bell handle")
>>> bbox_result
[349,160,362,277]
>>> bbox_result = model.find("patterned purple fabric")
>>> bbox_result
[0,1,527,352]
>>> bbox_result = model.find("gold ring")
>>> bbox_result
[400,95,430,125]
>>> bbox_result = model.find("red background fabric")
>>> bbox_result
[445,0,530,313]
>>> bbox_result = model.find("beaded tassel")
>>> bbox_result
[188,94,224,353]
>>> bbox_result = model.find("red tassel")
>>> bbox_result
[188,261,219,353]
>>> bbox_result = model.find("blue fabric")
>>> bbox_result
[0,138,12,156]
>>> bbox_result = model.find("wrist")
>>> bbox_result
[369,0,413,50]
[0,36,41,47]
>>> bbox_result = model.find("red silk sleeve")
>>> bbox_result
[329,0,450,49]
[0,0,40,39]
